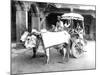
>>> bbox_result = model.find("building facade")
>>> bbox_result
[11,0,96,43]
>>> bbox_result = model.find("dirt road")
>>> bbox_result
[11,41,96,74]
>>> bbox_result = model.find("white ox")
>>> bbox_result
[20,29,71,64]
[41,30,71,64]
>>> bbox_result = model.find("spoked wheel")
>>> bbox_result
[71,39,84,58]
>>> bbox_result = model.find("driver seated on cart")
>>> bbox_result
[55,16,71,32]
[55,16,64,31]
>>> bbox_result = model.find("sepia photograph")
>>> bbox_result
[11,0,96,74]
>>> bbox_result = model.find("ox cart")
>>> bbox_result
[20,13,86,64]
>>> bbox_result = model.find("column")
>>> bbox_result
[37,13,41,31]
[31,13,39,30]
[23,2,31,30]
[31,4,41,31]
[35,5,41,31]
[15,3,22,43]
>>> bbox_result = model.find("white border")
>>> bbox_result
[0,0,98,75]
[17,0,96,5]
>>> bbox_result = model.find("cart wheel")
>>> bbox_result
[72,40,84,58]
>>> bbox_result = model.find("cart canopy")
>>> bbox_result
[61,13,84,20]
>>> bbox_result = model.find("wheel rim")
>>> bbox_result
[72,41,84,58]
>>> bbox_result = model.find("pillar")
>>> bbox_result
[23,2,31,30]
[31,4,41,31]
[31,13,40,31]
[15,3,22,43]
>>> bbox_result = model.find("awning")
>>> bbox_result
[61,13,84,20]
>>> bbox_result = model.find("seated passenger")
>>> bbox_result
[64,20,71,32]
